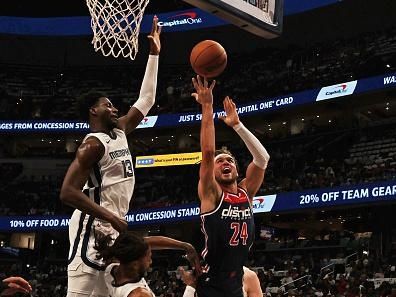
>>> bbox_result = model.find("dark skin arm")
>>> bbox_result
[128,287,153,297]
[60,137,127,232]
[144,236,202,275]
[117,16,162,135]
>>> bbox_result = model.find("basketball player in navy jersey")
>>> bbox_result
[60,16,161,297]
[191,75,270,297]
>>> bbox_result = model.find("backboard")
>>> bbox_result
[183,0,283,38]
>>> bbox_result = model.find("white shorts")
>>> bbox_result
[67,261,108,297]
[68,210,117,271]
[67,210,116,297]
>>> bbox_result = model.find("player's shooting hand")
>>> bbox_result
[109,215,128,233]
[219,96,240,127]
[178,266,197,288]
[1,276,32,296]
[191,75,216,106]
[148,15,161,55]
[183,243,203,276]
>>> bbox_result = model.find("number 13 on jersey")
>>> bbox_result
[121,160,134,178]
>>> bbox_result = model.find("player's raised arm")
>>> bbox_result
[219,97,270,200]
[117,16,161,135]
[144,236,202,275]
[192,76,221,212]
[60,137,127,232]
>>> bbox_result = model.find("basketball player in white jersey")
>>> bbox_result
[180,266,263,297]
[60,16,161,297]
[95,232,202,297]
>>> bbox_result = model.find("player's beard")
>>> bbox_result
[108,117,118,129]
[216,175,236,185]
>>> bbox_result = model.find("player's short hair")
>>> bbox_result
[95,232,149,264]
[215,148,239,171]
[77,91,108,121]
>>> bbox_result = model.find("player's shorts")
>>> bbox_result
[67,210,117,297]
[68,209,118,269]
[67,260,108,297]
[196,270,244,297]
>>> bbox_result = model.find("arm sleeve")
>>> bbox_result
[233,122,270,169]
[132,55,159,116]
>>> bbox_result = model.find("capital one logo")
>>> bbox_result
[325,84,348,96]
[158,11,203,27]
[252,197,265,209]
[252,195,277,213]
[316,80,357,101]
[137,116,158,129]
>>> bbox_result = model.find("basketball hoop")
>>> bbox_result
[86,0,150,60]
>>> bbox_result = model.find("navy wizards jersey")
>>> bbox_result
[200,187,255,275]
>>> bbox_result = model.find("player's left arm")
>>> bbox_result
[219,97,270,200]
[243,268,263,297]
[117,16,161,135]
[144,236,202,275]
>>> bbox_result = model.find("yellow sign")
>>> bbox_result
[135,152,202,168]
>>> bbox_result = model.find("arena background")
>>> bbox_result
[0,0,396,296]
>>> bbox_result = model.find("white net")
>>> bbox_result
[86,0,150,60]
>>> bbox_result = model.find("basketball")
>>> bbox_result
[190,40,227,78]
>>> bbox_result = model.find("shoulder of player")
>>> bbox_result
[113,127,126,136]
[127,287,153,297]
[238,179,252,199]
[243,267,256,279]
[76,136,105,165]
[198,180,222,200]
[198,180,223,213]
[238,178,247,191]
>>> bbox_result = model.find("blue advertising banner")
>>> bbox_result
[0,1,340,36]
[253,180,396,213]
[1,72,395,133]
[0,181,394,232]
[0,9,226,36]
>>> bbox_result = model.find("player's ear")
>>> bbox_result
[90,106,98,117]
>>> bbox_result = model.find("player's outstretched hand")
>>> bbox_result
[191,75,215,106]
[2,276,32,296]
[219,96,240,128]
[109,215,128,233]
[183,243,202,276]
[178,266,197,288]
[148,15,161,55]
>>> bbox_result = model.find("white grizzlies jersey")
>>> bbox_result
[104,263,155,297]
[68,128,135,272]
